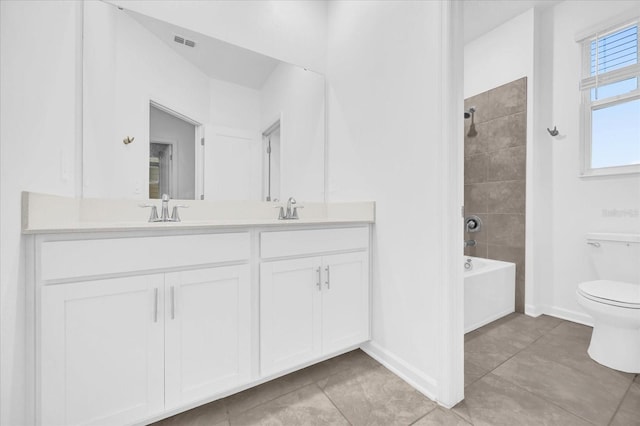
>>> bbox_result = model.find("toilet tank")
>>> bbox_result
[586,233,640,284]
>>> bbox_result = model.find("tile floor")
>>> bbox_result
[153,314,640,425]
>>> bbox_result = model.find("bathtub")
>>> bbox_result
[464,256,516,333]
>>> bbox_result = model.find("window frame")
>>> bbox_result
[579,18,640,178]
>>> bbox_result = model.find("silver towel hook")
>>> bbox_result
[547,126,559,137]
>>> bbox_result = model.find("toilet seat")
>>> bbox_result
[578,280,640,309]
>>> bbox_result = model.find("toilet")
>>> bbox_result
[576,233,640,373]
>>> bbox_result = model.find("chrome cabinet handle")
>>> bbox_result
[316,267,321,291]
[325,265,330,289]
[170,286,176,320]
[153,288,159,323]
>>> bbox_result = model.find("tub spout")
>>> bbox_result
[464,239,476,247]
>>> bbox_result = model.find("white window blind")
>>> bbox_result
[578,19,640,176]
[580,23,639,91]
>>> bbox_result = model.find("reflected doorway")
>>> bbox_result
[262,120,281,202]
[149,103,197,199]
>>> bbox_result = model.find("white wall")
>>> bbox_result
[107,0,328,74]
[209,79,261,130]
[545,1,640,323]
[261,63,325,201]
[464,10,534,98]
[327,0,449,400]
[0,2,82,424]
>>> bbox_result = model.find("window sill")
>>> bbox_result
[580,164,640,178]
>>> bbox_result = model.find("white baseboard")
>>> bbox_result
[360,341,439,403]
[543,305,594,327]
[524,304,544,317]
[525,304,594,327]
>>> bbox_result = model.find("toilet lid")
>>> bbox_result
[578,280,640,307]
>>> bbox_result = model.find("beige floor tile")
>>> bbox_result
[413,407,471,425]
[464,373,591,426]
[154,399,227,426]
[548,320,593,342]
[492,349,632,425]
[527,328,634,382]
[464,329,529,371]
[300,349,380,384]
[229,384,348,426]
[322,365,436,425]
[502,314,563,336]
[451,400,472,423]
[610,382,640,426]
[225,368,314,416]
[471,312,521,337]
[464,359,487,387]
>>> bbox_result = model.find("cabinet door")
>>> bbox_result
[321,252,370,354]
[41,275,165,426]
[260,257,322,375]
[165,265,251,408]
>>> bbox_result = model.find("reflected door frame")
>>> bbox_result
[149,101,203,200]
[149,139,177,199]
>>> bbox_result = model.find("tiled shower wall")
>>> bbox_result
[464,77,527,313]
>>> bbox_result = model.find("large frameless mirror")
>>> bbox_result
[83,1,325,201]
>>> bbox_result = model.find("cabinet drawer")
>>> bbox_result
[40,233,250,281]
[260,227,369,259]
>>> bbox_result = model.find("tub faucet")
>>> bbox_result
[464,239,477,247]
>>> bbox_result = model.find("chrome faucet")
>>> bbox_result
[464,239,477,248]
[275,197,303,220]
[160,194,171,222]
[140,194,188,222]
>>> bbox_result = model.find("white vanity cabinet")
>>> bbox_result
[27,224,371,426]
[164,266,250,409]
[259,227,370,375]
[33,232,251,426]
[41,274,166,426]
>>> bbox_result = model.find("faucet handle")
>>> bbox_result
[292,205,304,219]
[139,204,159,222]
[170,205,189,222]
[273,205,285,220]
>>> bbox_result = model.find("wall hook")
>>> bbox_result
[123,136,135,145]
[547,126,559,137]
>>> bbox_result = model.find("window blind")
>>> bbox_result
[580,22,640,91]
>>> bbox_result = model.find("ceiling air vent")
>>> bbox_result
[174,35,195,48]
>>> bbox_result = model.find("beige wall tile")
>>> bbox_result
[464,153,488,184]
[464,183,489,214]
[487,145,526,182]
[486,180,526,214]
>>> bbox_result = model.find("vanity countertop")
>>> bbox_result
[22,192,375,234]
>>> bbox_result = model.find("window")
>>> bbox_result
[579,19,640,176]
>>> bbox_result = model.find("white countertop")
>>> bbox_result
[22,192,375,234]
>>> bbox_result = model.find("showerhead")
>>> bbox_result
[464,107,476,119]
[465,107,477,137]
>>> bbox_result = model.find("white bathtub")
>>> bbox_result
[464,256,516,333]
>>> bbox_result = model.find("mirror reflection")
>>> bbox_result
[83,2,325,201]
